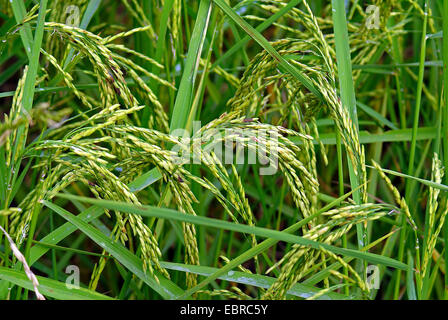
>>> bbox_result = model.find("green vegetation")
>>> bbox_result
[0,0,447,300]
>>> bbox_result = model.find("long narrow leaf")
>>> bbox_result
[0,266,114,300]
[42,200,185,300]
[55,194,409,272]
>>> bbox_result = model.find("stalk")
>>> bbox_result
[398,1,428,300]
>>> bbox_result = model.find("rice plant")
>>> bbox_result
[0,0,447,300]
